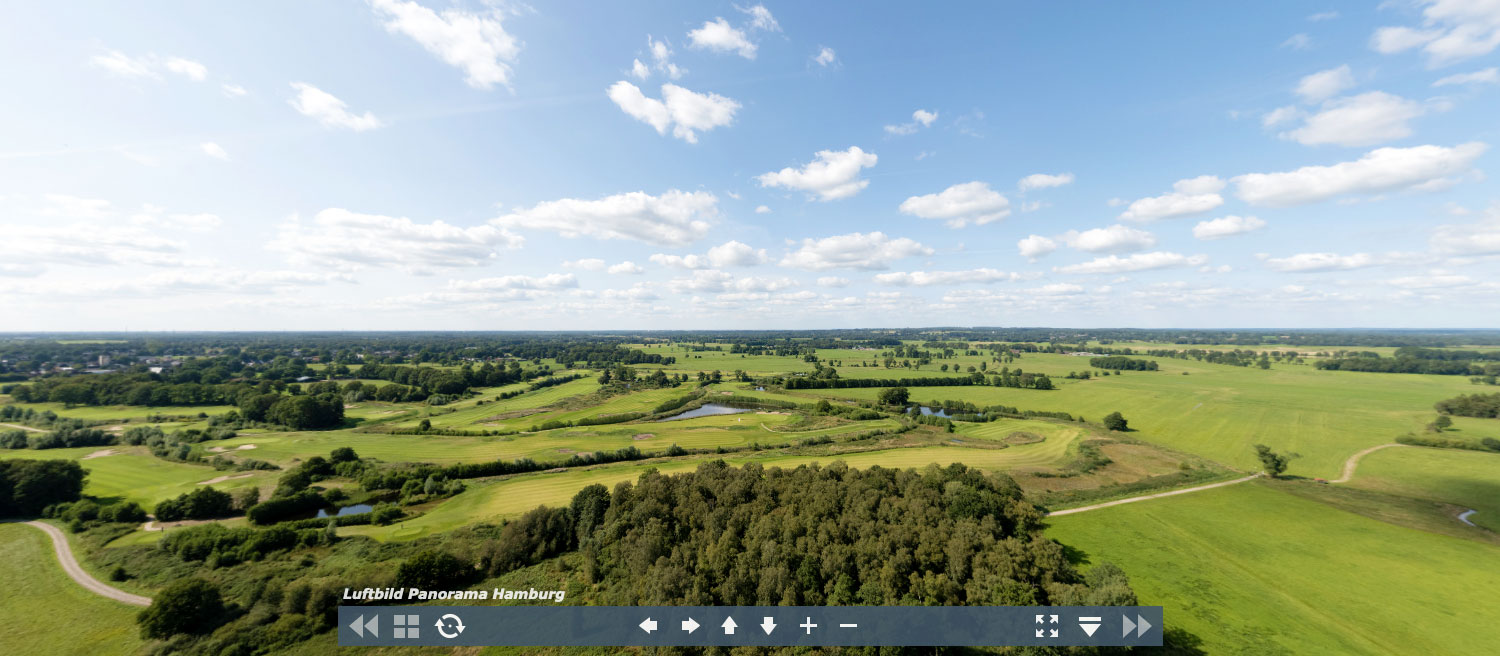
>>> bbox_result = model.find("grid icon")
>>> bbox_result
[392,614,421,639]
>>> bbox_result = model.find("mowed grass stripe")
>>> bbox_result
[1346,446,1500,531]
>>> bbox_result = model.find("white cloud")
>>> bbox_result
[368,0,520,89]
[200,142,229,160]
[164,57,207,81]
[1283,33,1313,50]
[608,261,646,275]
[1430,204,1500,254]
[602,283,657,300]
[1433,67,1500,86]
[269,208,521,272]
[492,189,717,246]
[739,4,780,31]
[1282,92,1439,147]
[1119,175,1226,222]
[39,194,114,219]
[1263,252,1376,272]
[89,51,157,78]
[1017,173,1075,190]
[754,205,771,214]
[1037,283,1085,295]
[874,269,1030,286]
[814,47,837,66]
[1055,251,1208,274]
[1308,11,1340,21]
[289,83,383,131]
[898,181,1010,227]
[1193,215,1267,240]
[447,274,576,291]
[1232,142,1487,206]
[0,270,349,299]
[1296,65,1355,103]
[221,83,248,98]
[817,276,850,287]
[1017,234,1058,259]
[1370,0,1500,67]
[629,58,650,80]
[1262,105,1304,127]
[650,253,712,269]
[563,258,605,271]
[606,81,740,143]
[668,270,796,294]
[129,206,222,232]
[1061,224,1157,253]
[885,109,939,135]
[644,36,684,80]
[779,231,932,270]
[653,241,765,268]
[10,223,198,270]
[688,17,757,59]
[757,146,877,201]
[1387,273,1476,288]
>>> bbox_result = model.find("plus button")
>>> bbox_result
[800,617,818,635]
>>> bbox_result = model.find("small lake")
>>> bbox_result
[316,503,373,518]
[657,403,751,422]
[911,406,981,419]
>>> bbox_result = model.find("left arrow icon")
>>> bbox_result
[682,617,700,633]
[639,618,658,634]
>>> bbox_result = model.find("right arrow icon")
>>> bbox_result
[1122,614,1152,637]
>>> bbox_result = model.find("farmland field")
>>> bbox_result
[0,524,146,656]
[1346,446,1500,532]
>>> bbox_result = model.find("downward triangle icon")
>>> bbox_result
[1080,623,1100,637]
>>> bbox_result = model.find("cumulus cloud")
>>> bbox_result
[757,146,877,201]
[90,51,207,81]
[740,4,780,31]
[288,83,382,131]
[814,47,837,66]
[873,269,1031,286]
[1119,175,1226,222]
[608,261,646,275]
[446,274,576,291]
[200,142,229,160]
[629,58,650,79]
[643,36,684,80]
[368,0,520,89]
[607,81,739,143]
[885,109,939,135]
[1282,33,1312,50]
[1018,173,1074,190]
[602,282,657,300]
[898,181,1010,227]
[1433,67,1500,86]
[780,231,932,270]
[1232,142,1487,206]
[164,57,207,81]
[221,83,248,98]
[0,270,350,299]
[1017,234,1058,259]
[563,258,605,271]
[1263,105,1304,127]
[1370,0,1500,67]
[1054,251,1208,274]
[817,276,850,287]
[754,205,771,214]
[1296,65,1356,103]
[1193,215,1267,240]
[269,208,521,272]
[10,223,204,270]
[688,17,757,58]
[1263,252,1376,272]
[492,189,717,246]
[1061,224,1157,253]
[668,270,796,294]
[1281,92,1442,147]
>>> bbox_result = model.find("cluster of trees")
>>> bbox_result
[0,459,86,516]
[1088,356,1159,371]
[237,392,345,429]
[2,420,113,450]
[1315,347,1500,377]
[7,372,250,407]
[154,487,236,522]
[1434,392,1500,418]
[480,461,1139,607]
[782,371,1054,391]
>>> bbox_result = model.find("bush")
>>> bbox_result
[154,487,235,522]
[1102,412,1128,431]
[137,578,226,639]
[395,550,473,589]
[0,459,86,517]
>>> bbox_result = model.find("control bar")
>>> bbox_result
[338,605,1162,647]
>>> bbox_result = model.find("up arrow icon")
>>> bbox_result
[760,617,778,635]
[722,617,738,634]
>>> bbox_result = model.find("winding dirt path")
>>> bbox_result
[1331,443,1407,484]
[0,422,44,433]
[22,521,151,607]
[1045,474,1262,517]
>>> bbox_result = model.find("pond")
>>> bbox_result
[656,403,751,422]
[316,503,373,519]
[910,406,981,419]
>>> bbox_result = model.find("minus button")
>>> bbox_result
[838,623,858,628]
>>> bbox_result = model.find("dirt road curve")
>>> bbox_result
[23,520,151,607]
[1045,474,1262,517]
[0,422,45,433]
[1331,443,1407,483]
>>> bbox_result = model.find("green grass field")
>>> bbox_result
[0,446,272,508]
[1346,446,1500,531]
[344,419,1080,541]
[1047,482,1500,655]
[796,355,1482,478]
[0,523,146,656]
[10,403,238,422]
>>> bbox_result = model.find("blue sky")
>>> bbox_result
[2,0,1498,330]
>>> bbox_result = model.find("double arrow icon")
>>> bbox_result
[1122,614,1153,637]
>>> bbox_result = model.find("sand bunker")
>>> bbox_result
[198,472,254,485]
